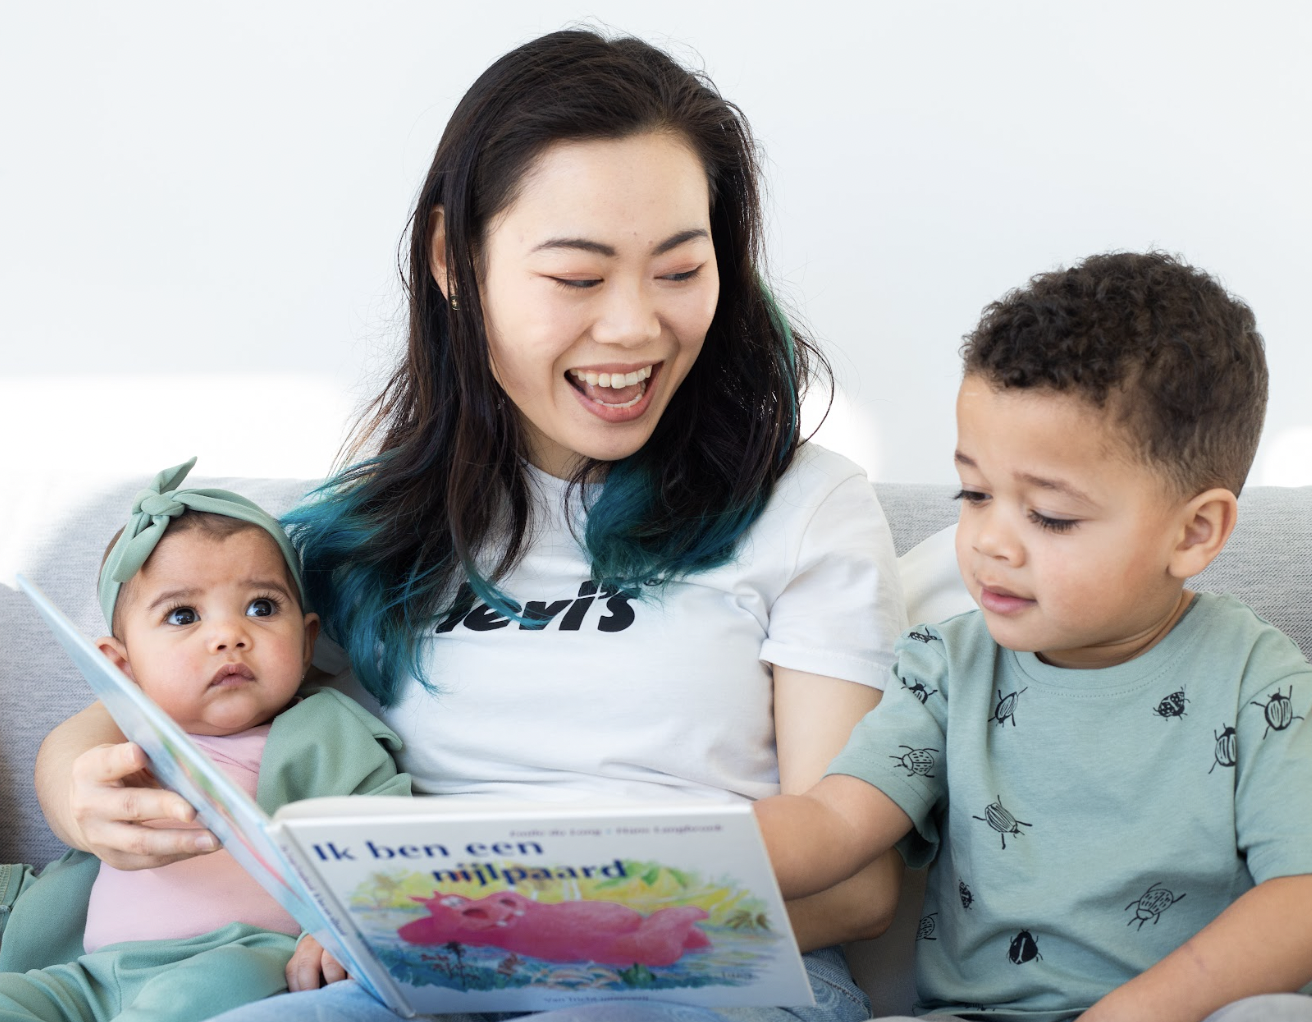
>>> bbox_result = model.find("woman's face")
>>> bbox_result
[453,132,720,478]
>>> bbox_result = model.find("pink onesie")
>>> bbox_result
[82,724,299,953]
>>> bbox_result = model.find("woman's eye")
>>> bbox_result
[660,266,701,282]
[165,607,197,626]
[1028,510,1078,534]
[551,277,601,290]
[952,489,989,506]
[247,598,276,618]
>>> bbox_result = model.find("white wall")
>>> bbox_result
[4,1,1309,485]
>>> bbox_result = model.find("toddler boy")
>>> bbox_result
[0,459,410,1022]
[756,252,1312,1022]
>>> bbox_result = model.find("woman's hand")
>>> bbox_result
[37,702,217,869]
[286,936,349,991]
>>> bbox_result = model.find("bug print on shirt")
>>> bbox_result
[889,745,938,778]
[973,796,1032,849]
[1251,685,1305,739]
[1125,883,1186,930]
[902,678,937,704]
[916,912,938,941]
[1209,724,1237,774]
[1007,930,1042,964]
[1152,688,1190,720]
[988,686,1027,727]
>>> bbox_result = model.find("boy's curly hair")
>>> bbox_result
[962,251,1268,496]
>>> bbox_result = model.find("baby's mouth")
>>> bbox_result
[209,663,255,687]
[567,365,653,409]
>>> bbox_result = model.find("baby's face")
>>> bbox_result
[953,374,1191,669]
[99,528,318,735]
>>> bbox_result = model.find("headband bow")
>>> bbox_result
[98,458,305,627]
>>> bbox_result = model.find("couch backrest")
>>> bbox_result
[3,478,1310,867]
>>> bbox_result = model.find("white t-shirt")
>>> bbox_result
[372,444,905,805]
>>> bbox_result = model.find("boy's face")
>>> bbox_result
[954,375,1193,669]
[98,528,319,736]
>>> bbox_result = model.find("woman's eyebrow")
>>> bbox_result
[532,227,709,258]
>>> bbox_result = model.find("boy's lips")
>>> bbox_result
[209,663,255,687]
[978,585,1035,615]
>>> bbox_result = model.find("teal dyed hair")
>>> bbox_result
[288,30,828,706]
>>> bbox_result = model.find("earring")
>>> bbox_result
[449,292,459,310]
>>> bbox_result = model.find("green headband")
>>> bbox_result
[98,458,306,628]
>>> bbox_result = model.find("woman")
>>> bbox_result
[37,29,906,1022]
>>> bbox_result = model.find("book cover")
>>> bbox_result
[20,575,813,1016]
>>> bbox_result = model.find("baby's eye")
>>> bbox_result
[953,489,989,506]
[165,606,198,626]
[1027,510,1078,534]
[246,598,277,618]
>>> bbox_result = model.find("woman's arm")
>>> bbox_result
[774,667,905,947]
[36,702,216,868]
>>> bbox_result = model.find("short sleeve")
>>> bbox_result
[759,452,906,688]
[1234,628,1312,884]
[826,626,951,867]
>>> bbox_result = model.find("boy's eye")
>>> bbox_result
[1028,510,1078,534]
[247,598,276,618]
[165,606,198,626]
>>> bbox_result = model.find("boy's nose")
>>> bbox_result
[972,512,1024,565]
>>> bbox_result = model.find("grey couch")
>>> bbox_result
[3,475,1310,1014]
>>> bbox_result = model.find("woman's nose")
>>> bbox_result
[591,281,661,347]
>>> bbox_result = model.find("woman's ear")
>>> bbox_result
[428,206,451,297]
[1168,487,1239,580]
[96,636,136,682]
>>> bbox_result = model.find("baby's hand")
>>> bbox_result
[286,936,349,991]
[69,741,217,869]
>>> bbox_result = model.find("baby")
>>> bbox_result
[0,459,409,1022]
[756,252,1312,1022]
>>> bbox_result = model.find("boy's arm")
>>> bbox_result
[1079,873,1312,1022]
[754,773,914,901]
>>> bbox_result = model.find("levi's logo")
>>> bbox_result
[435,581,636,635]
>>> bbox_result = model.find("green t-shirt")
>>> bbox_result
[828,593,1312,1022]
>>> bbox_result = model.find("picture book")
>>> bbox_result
[20,575,814,1017]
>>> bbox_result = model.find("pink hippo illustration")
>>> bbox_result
[397,890,710,967]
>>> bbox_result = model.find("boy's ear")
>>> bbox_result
[301,613,321,675]
[428,206,451,298]
[95,636,136,682]
[1168,487,1239,580]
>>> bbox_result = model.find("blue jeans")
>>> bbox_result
[202,946,871,1022]
[865,993,1312,1021]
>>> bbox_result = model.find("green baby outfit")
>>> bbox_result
[828,594,1312,1022]
[0,689,410,1022]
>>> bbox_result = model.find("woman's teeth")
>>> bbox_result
[569,366,653,389]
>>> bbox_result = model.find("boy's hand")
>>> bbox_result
[69,741,218,869]
[287,936,349,991]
